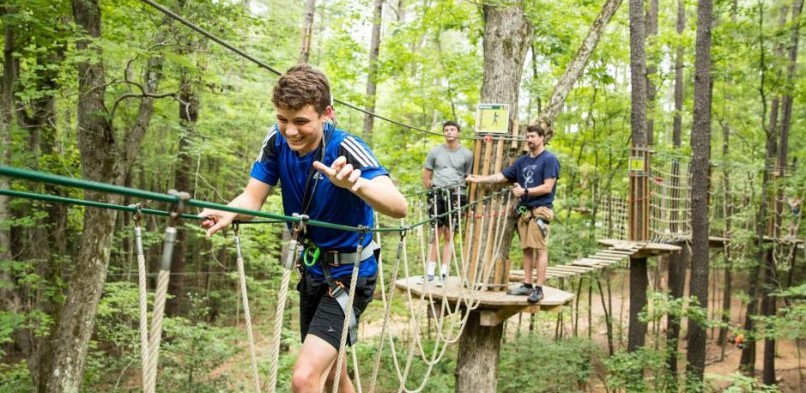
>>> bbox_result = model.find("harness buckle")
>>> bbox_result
[328,280,345,298]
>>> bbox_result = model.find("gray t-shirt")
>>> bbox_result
[424,144,474,188]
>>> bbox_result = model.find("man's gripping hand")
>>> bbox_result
[199,209,236,238]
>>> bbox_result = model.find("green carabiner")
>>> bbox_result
[517,205,528,215]
[303,246,320,267]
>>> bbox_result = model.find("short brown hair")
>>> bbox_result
[527,119,554,144]
[272,64,332,115]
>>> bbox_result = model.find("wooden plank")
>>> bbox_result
[395,276,573,308]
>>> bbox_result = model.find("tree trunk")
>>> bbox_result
[298,0,316,63]
[362,0,383,142]
[762,0,802,385]
[740,2,775,374]
[167,74,197,316]
[666,1,687,382]
[644,0,658,145]
[627,257,648,352]
[41,1,119,392]
[455,3,532,391]
[685,0,713,388]
[541,0,622,125]
[1,3,13,265]
[626,0,648,353]
[455,311,502,393]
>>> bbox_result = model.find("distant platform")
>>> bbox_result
[709,235,804,248]
[597,239,681,258]
[394,276,573,326]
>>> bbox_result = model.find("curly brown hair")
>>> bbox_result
[272,64,332,115]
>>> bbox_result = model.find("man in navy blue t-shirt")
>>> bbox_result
[467,123,560,304]
[200,65,407,393]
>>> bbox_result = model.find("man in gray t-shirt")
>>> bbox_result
[422,121,473,285]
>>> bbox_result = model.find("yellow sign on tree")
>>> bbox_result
[475,103,510,133]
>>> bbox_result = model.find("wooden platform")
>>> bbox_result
[394,276,574,326]
[596,239,681,258]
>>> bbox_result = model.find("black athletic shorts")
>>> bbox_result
[297,272,377,350]
[427,188,468,227]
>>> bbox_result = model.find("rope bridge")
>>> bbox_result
[597,157,692,243]
[0,165,527,393]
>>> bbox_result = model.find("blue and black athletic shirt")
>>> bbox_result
[250,122,389,279]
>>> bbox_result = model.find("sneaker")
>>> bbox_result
[435,274,447,287]
[528,287,544,304]
[507,284,533,296]
[419,274,435,284]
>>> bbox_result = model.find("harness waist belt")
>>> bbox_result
[321,241,379,266]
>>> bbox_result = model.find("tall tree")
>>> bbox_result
[540,0,623,126]
[666,0,687,381]
[41,0,120,391]
[645,0,658,144]
[299,0,316,63]
[762,0,802,385]
[0,3,13,264]
[626,0,649,353]
[717,0,740,355]
[362,0,383,142]
[686,0,713,389]
[455,3,532,392]
[740,1,775,374]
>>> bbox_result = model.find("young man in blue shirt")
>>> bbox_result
[200,65,407,393]
[466,123,560,304]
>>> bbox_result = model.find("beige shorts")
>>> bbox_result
[517,206,554,250]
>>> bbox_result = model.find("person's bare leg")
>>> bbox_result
[324,356,354,393]
[536,248,548,287]
[440,227,453,276]
[292,335,339,393]
[523,248,535,285]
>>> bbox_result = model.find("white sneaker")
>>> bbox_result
[435,274,447,287]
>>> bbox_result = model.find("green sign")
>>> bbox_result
[475,103,509,133]
[629,156,645,173]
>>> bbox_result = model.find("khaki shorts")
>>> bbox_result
[517,206,554,250]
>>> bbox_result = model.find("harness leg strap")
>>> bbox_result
[321,264,358,345]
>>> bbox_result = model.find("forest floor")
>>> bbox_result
[205,266,805,392]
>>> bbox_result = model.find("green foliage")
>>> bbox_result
[499,336,602,393]
[604,347,669,393]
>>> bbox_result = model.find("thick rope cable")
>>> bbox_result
[144,192,187,392]
[266,220,302,393]
[144,228,176,393]
[368,228,406,393]
[331,230,366,393]
[232,223,262,393]
[132,210,151,393]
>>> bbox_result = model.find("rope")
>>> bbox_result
[331,230,367,393]
[232,223,262,393]
[144,191,188,392]
[133,209,151,393]
[368,228,406,393]
[144,251,171,393]
[266,220,302,393]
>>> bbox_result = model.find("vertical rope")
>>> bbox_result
[133,210,151,393]
[267,232,300,393]
[368,230,406,393]
[331,230,366,393]
[144,191,188,393]
[144,227,176,393]
[233,223,262,393]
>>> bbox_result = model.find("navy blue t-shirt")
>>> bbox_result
[501,150,560,209]
[250,122,388,279]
